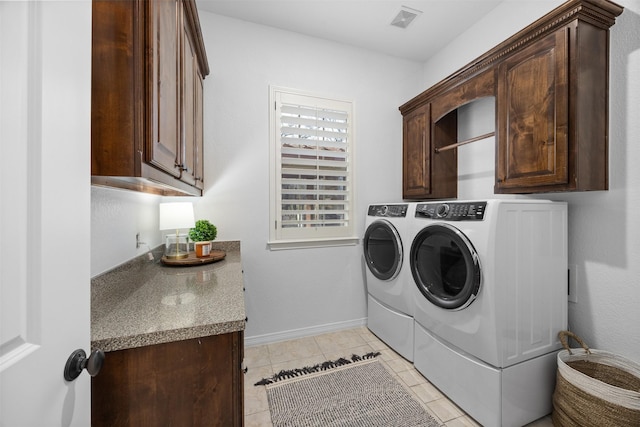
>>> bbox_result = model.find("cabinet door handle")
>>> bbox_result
[174,162,188,172]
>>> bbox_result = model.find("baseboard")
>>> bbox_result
[244,317,367,347]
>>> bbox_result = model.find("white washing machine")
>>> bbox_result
[409,199,567,427]
[363,203,414,361]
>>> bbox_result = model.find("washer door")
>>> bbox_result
[364,219,403,281]
[410,223,481,310]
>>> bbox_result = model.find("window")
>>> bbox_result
[269,86,356,249]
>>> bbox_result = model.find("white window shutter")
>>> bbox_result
[270,88,355,245]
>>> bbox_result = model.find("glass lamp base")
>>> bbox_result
[165,234,190,259]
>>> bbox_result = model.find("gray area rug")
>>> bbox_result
[264,359,442,427]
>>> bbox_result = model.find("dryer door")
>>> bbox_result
[364,219,403,281]
[411,223,480,310]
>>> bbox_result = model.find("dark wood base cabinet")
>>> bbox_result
[92,332,244,427]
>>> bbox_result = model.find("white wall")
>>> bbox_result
[421,0,640,362]
[91,187,162,277]
[196,12,424,343]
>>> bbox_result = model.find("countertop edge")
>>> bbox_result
[92,319,246,352]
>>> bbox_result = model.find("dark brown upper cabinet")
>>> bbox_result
[403,103,458,199]
[496,30,569,192]
[91,0,209,196]
[181,2,206,190]
[400,69,495,199]
[402,103,432,198]
[400,0,623,198]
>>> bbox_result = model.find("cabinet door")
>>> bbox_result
[181,12,198,187]
[91,0,140,177]
[92,332,244,426]
[496,29,569,192]
[403,103,431,198]
[180,7,205,189]
[194,68,205,189]
[148,0,181,177]
[402,102,457,200]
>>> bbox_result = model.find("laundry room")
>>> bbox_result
[4,0,638,425]
[95,0,638,423]
[182,0,639,374]
[92,0,637,424]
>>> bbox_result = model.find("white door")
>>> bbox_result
[0,1,92,426]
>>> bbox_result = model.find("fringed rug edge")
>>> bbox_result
[265,359,381,389]
[254,351,381,386]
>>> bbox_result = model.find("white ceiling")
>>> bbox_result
[195,0,504,62]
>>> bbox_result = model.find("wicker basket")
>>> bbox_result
[552,331,640,426]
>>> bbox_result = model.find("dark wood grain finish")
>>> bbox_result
[182,0,210,76]
[495,17,613,193]
[402,70,492,200]
[91,0,142,178]
[147,0,182,177]
[180,6,203,188]
[572,20,610,191]
[91,0,209,197]
[193,67,205,189]
[402,103,457,199]
[92,332,244,427]
[496,29,569,190]
[160,249,226,265]
[399,0,622,197]
[431,111,458,199]
[430,69,496,122]
[399,0,622,116]
[403,103,431,198]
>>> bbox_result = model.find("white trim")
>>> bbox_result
[0,344,39,373]
[267,237,359,250]
[1,0,44,367]
[244,318,367,347]
[269,85,356,247]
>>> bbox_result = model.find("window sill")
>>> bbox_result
[267,237,359,251]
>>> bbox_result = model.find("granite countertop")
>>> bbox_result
[91,241,245,352]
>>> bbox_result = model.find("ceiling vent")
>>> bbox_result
[390,6,422,29]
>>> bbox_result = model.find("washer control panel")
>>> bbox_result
[415,201,487,221]
[368,204,408,218]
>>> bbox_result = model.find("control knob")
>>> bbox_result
[436,204,450,218]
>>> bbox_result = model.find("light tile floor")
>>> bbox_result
[244,326,554,426]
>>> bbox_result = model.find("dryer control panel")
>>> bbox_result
[415,202,487,221]
[368,204,408,217]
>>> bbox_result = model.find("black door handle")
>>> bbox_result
[64,349,105,381]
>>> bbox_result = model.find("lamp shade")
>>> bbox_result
[159,202,195,231]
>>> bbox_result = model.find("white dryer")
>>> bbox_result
[410,199,567,427]
[363,203,414,361]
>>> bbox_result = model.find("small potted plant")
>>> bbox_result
[189,219,217,257]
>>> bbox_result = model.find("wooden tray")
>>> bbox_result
[161,250,226,266]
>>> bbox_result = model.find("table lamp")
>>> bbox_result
[159,202,195,259]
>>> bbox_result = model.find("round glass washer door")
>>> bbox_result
[363,219,403,281]
[410,223,481,310]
